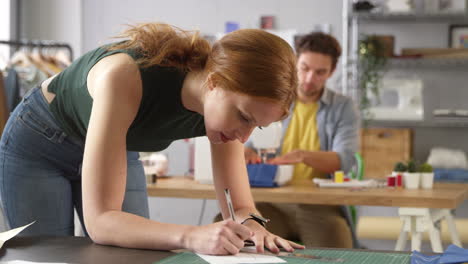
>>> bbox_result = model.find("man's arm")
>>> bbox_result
[269,98,359,174]
[268,149,340,173]
[329,98,360,173]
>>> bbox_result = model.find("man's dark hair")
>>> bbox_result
[294,32,342,71]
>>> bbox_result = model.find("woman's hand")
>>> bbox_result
[242,219,305,253]
[182,220,254,255]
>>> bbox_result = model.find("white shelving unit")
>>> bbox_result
[341,0,468,127]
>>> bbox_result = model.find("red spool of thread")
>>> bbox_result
[387,175,396,187]
[396,174,403,187]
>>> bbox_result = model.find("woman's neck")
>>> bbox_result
[181,70,207,115]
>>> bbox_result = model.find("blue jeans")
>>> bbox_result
[0,86,149,236]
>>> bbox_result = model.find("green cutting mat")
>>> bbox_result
[153,249,411,264]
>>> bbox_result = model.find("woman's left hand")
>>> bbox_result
[242,219,305,253]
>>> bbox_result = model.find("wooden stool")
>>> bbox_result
[395,208,462,253]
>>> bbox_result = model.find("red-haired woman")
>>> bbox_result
[0,23,302,255]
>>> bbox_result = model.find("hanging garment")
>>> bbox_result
[0,71,9,134]
[3,68,21,112]
[13,64,48,97]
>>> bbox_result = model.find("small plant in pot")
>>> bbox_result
[404,160,421,189]
[393,162,407,176]
[406,160,418,173]
[419,163,434,189]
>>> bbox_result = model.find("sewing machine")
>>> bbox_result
[368,77,424,120]
[194,122,293,186]
[249,121,282,163]
[248,122,293,187]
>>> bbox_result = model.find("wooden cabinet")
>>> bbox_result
[360,128,412,179]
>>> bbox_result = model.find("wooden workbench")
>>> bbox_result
[147,177,467,209]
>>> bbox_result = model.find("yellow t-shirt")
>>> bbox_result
[282,101,324,184]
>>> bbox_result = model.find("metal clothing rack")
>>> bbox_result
[0,39,73,61]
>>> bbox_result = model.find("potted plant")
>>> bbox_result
[404,160,420,189]
[419,163,434,189]
[393,162,407,175]
[358,35,388,124]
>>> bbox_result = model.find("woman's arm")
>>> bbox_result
[82,53,194,250]
[81,54,252,254]
[211,141,258,222]
[210,141,304,253]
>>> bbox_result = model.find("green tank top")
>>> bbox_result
[47,42,206,152]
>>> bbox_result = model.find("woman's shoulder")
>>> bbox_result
[87,52,142,99]
[90,53,140,81]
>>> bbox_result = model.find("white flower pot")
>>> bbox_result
[420,172,434,189]
[404,172,420,189]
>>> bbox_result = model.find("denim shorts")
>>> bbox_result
[0,86,149,235]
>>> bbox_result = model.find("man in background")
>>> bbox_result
[245,32,360,248]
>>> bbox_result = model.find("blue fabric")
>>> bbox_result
[411,244,468,264]
[0,86,149,236]
[411,251,441,264]
[434,168,468,183]
[440,244,468,263]
[247,164,278,187]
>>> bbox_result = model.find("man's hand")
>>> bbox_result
[267,150,304,165]
[244,147,261,164]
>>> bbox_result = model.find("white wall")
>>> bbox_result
[0,0,18,69]
[82,0,343,53]
[20,0,82,58]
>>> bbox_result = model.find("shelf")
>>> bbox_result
[386,57,468,68]
[346,57,468,69]
[351,11,468,23]
[366,119,468,128]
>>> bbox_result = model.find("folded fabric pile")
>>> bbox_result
[427,148,468,183]
[428,148,467,170]
[411,244,468,264]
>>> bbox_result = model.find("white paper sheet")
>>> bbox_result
[0,221,35,249]
[197,249,286,264]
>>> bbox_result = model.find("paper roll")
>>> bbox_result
[357,216,468,243]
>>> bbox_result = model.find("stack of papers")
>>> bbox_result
[313,178,378,188]
[0,221,35,249]
[197,252,285,264]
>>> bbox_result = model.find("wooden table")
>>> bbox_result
[148,177,468,252]
[0,236,413,264]
[0,236,173,263]
[147,177,467,209]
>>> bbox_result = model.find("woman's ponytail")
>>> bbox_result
[110,23,211,71]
